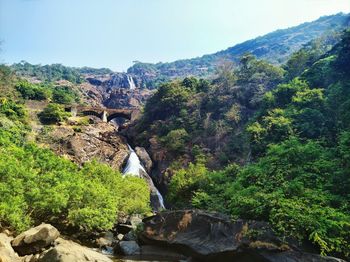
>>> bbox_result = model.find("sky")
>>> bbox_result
[0,0,349,71]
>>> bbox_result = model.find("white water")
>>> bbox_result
[127,75,136,90]
[123,145,165,210]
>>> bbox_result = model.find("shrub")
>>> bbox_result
[38,103,70,124]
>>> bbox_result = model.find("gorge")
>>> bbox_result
[0,10,350,262]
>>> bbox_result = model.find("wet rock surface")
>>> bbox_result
[134,147,153,174]
[140,210,346,262]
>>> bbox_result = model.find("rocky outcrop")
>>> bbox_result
[103,88,153,109]
[0,233,21,262]
[11,224,59,256]
[84,72,154,109]
[140,210,346,262]
[135,146,153,173]
[42,122,129,170]
[37,238,112,262]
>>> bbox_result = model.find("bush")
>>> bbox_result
[38,103,70,124]
[52,86,79,104]
[15,80,50,100]
[161,128,189,153]
[0,144,150,232]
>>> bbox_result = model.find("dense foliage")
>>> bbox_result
[0,66,150,233]
[138,30,350,258]
[12,62,84,84]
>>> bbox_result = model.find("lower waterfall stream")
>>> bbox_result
[122,145,165,210]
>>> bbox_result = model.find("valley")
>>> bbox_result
[0,10,350,262]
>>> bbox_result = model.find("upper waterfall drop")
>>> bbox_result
[123,145,165,210]
[127,75,136,90]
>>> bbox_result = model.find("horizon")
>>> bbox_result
[1,0,350,71]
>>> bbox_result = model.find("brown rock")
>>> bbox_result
[0,233,20,262]
[37,238,112,262]
[135,146,153,173]
[11,224,60,256]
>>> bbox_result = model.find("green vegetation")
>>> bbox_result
[38,103,70,124]
[12,62,84,84]
[15,79,81,105]
[0,65,150,233]
[138,30,350,258]
[127,13,349,88]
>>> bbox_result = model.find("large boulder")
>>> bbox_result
[37,238,112,262]
[114,241,140,256]
[0,233,20,262]
[11,224,59,256]
[140,210,346,262]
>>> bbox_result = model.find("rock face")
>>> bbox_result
[140,210,346,262]
[135,146,153,173]
[0,233,20,262]
[37,238,112,262]
[43,123,129,170]
[11,224,60,256]
[103,88,152,109]
[84,72,154,109]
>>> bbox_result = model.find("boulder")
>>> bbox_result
[140,210,346,262]
[0,233,20,262]
[116,224,133,235]
[11,224,60,256]
[114,241,140,256]
[37,238,112,262]
[95,232,114,249]
[21,254,40,262]
[135,147,153,173]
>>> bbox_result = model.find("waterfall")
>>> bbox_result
[123,145,165,210]
[126,75,136,90]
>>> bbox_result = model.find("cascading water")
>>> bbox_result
[126,75,136,90]
[123,145,165,210]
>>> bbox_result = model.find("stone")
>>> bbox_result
[116,224,133,235]
[11,224,60,256]
[114,241,140,256]
[140,210,346,262]
[0,233,20,262]
[116,234,124,241]
[134,147,153,173]
[122,231,136,241]
[37,238,112,262]
[95,231,114,249]
[21,254,39,262]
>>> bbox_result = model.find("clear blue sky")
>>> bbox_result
[0,0,349,71]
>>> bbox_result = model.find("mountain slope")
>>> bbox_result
[127,13,350,86]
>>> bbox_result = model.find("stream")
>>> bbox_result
[122,145,165,210]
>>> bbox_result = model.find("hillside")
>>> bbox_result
[127,13,350,87]
[131,29,350,259]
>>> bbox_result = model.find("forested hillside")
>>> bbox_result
[132,30,350,258]
[127,13,349,87]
